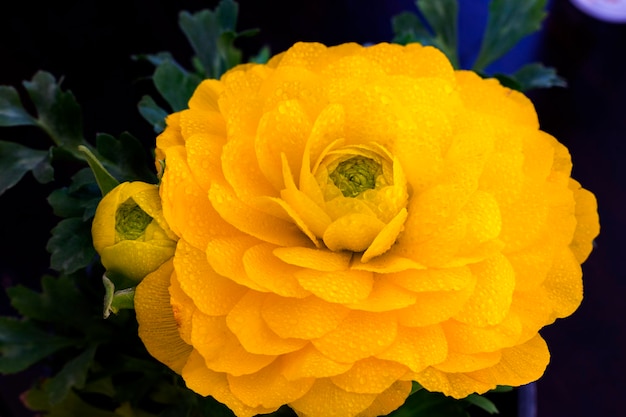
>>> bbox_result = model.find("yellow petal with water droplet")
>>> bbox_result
[243,243,311,298]
[376,324,447,372]
[190,310,276,376]
[227,360,314,408]
[312,311,396,363]
[296,268,373,304]
[361,208,407,262]
[542,246,583,319]
[331,357,408,394]
[174,239,247,316]
[289,378,377,417]
[182,350,277,417]
[261,294,349,339]
[226,291,307,355]
[282,344,353,380]
[274,246,352,272]
[323,214,385,252]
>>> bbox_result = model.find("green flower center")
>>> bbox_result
[115,198,153,240]
[329,156,382,198]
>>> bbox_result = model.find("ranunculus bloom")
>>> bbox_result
[134,42,599,416]
[92,181,178,287]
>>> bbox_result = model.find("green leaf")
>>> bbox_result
[78,144,120,196]
[0,85,37,126]
[512,62,567,91]
[22,385,127,417]
[22,71,86,158]
[473,0,548,71]
[178,0,248,79]
[7,275,94,328]
[103,276,136,319]
[95,132,158,184]
[45,345,97,405]
[416,0,459,67]
[152,60,202,112]
[464,393,499,414]
[47,217,97,274]
[0,317,76,374]
[388,389,469,417]
[0,140,49,196]
[137,95,168,133]
[249,45,271,64]
[391,11,431,45]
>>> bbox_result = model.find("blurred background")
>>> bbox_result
[0,0,624,416]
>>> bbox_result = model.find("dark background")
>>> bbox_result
[0,0,624,416]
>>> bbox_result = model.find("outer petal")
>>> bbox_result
[135,260,192,374]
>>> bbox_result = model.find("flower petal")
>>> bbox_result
[135,260,192,374]
[174,239,247,316]
[261,294,349,339]
[289,378,377,417]
[182,350,277,417]
[331,357,408,394]
[226,291,308,355]
[227,360,314,408]
[313,311,397,363]
[295,268,373,304]
[376,324,447,373]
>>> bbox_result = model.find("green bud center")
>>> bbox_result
[329,156,382,198]
[115,198,152,240]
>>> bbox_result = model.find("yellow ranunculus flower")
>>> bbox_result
[134,42,599,416]
[92,181,178,287]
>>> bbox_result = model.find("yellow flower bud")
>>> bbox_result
[92,181,178,287]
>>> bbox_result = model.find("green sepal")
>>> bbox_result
[249,45,272,64]
[137,95,168,133]
[95,132,158,184]
[47,217,97,275]
[0,85,37,126]
[0,316,77,374]
[103,275,136,319]
[0,140,52,196]
[78,144,120,197]
[472,0,548,72]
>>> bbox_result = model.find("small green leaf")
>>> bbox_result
[0,85,37,126]
[391,11,433,45]
[473,0,548,71]
[45,345,97,405]
[153,60,202,112]
[103,275,136,319]
[465,393,499,414]
[388,389,469,417]
[0,317,76,374]
[137,95,168,133]
[78,144,120,196]
[7,275,94,328]
[96,132,158,184]
[47,217,97,274]
[0,140,49,196]
[22,71,86,158]
[511,62,567,91]
[416,0,459,67]
[249,45,271,64]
